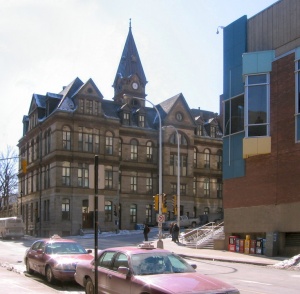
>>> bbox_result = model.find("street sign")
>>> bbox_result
[157,214,165,223]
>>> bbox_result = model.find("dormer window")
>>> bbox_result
[210,126,216,138]
[139,115,145,127]
[123,112,130,125]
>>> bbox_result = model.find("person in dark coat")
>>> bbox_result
[143,224,150,241]
[173,223,180,242]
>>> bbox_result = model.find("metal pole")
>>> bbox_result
[162,126,180,228]
[94,155,99,294]
[128,96,163,248]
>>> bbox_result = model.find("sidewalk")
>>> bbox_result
[158,237,286,266]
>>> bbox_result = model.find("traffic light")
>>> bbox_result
[172,195,177,215]
[162,193,167,213]
[153,194,159,211]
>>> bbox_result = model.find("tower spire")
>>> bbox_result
[129,18,131,30]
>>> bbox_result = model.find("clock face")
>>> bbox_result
[176,112,183,121]
[132,82,139,90]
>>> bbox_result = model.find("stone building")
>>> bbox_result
[222,0,300,256]
[18,24,223,237]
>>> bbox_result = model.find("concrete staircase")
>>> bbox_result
[180,222,225,249]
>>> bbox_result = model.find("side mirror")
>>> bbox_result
[191,264,197,269]
[117,266,130,277]
[86,249,93,254]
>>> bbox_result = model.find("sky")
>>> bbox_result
[0,0,278,153]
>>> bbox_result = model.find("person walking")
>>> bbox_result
[173,223,180,242]
[143,224,150,241]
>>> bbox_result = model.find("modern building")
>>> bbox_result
[18,23,223,237]
[222,0,300,256]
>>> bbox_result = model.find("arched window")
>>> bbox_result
[105,201,112,222]
[62,126,71,150]
[105,131,113,155]
[130,139,138,160]
[146,141,153,162]
[217,150,222,170]
[62,198,70,220]
[170,132,188,145]
[204,149,210,168]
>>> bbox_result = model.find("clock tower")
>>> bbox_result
[112,20,147,107]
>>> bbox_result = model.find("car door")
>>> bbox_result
[97,251,117,293]
[105,253,131,294]
[26,241,43,273]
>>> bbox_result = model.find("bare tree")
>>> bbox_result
[0,146,18,215]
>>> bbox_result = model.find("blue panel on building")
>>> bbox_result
[223,15,247,101]
[223,132,245,179]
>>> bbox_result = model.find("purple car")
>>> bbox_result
[75,243,240,294]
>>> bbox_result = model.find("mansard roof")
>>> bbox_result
[113,24,147,88]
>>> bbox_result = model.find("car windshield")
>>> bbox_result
[45,242,87,255]
[131,252,196,275]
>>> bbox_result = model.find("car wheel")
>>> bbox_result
[85,278,94,294]
[46,265,55,284]
[26,259,34,275]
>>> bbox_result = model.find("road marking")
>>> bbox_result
[238,279,272,286]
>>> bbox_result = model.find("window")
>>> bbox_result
[94,130,100,153]
[105,131,113,155]
[180,184,186,195]
[146,141,153,162]
[170,132,188,145]
[79,99,84,113]
[224,95,244,135]
[123,112,130,125]
[204,207,209,215]
[105,201,112,222]
[85,128,93,152]
[210,126,216,138]
[217,179,223,198]
[130,204,137,223]
[130,139,138,161]
[78,163,89,187]
[196,124,204,136]
[170,154,187,176]
[193,177,197,195]
[204,149,210,168]
[131,174,137,192]
[36,135,40,159]
[245,74,269,137]
[62,126,71,150]
[44,164,50,189]
[62,162,71,186]
[146,175,153,193]
[86,100,93,115]
[105,166,113,189]
[217,150,222,170]
[78,127,83,151]
[44,129,51,155]
[62,198,70,220]
[204,178,210,197]
[171,183,177,194]
[139,115,145,127]
[119,139,122,158]
[146,205,152,224]
[193,148,197,167]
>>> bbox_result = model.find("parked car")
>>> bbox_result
[75,243,240,294]
[24,234,93,283]
[162,215,201,231]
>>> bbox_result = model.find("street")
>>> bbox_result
[0,231,299,293]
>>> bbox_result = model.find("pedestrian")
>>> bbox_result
[143,224,150,241]
[173,223,180,242]
[170,222,175,241]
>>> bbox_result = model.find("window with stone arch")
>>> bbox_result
[105,131,113,155]
[105,201,112,222]
[170,132,188,146]
[62,125,71,150]
[146,141,153,162]
[130,139,138,161]
[204,149,210,168]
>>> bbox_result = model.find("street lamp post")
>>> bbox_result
[162,125,180,228]
[126,95,163,248]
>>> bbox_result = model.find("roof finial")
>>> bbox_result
[129,18,132,30]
